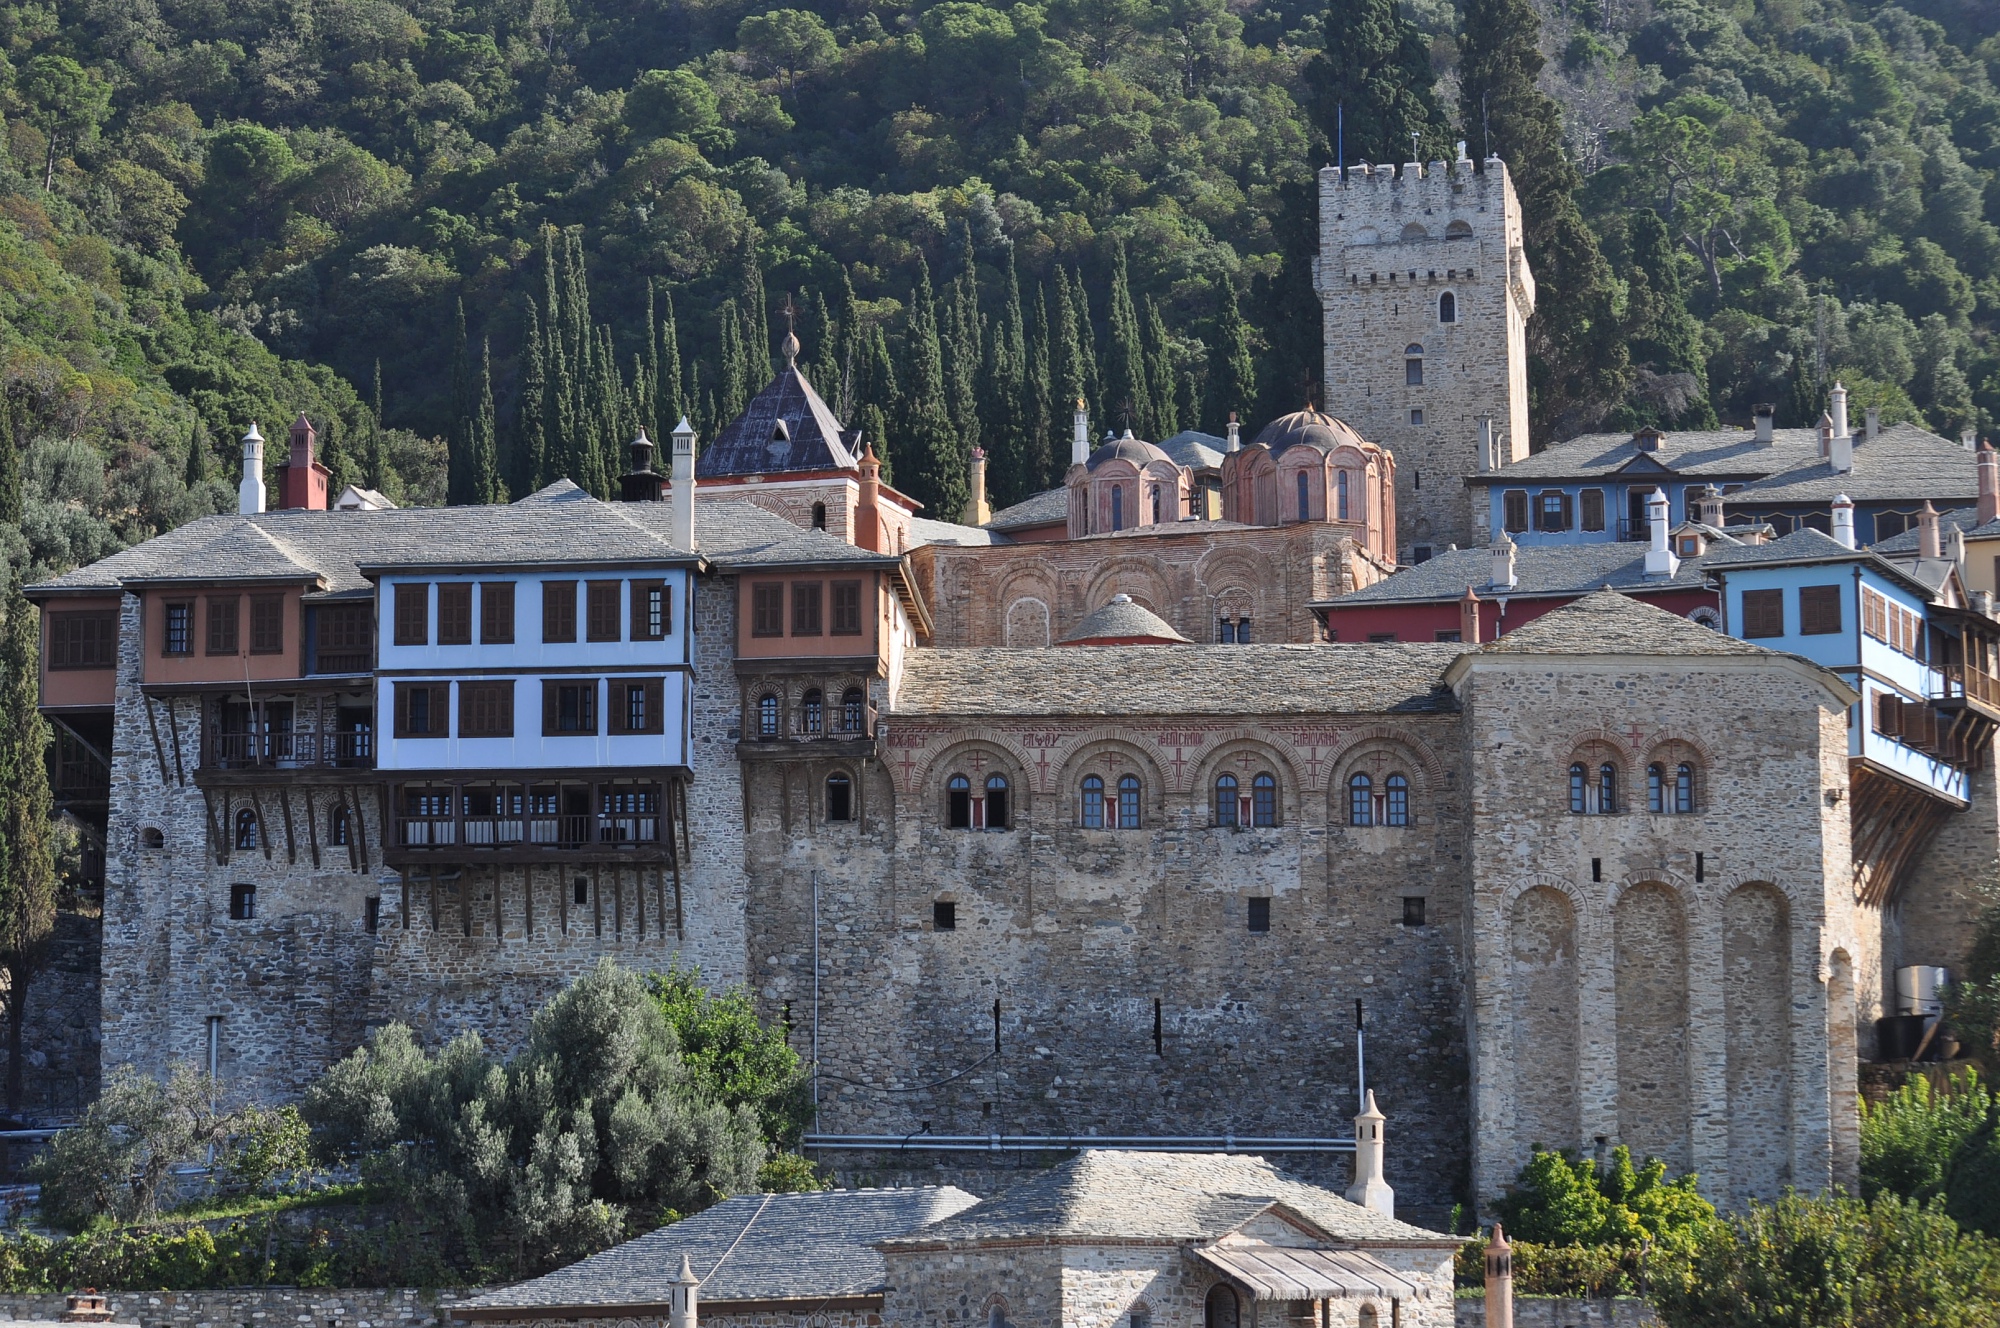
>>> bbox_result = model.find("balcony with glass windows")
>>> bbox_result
[196,695,376,781]
[738,681,879,760]
[385,778,680,865]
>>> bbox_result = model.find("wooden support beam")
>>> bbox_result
[201,787,226,866]
[163,697,186,786]
[278,786,298,864]
[249,788,273,861]
[353,785,372,874]
[304,788,321,869]
[142,694,172,784]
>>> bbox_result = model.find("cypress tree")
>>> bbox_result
[517,297,547,492]
[984,250,1033,507]
[474,338,500,502]
[857,320,899,443]
[1070,266,1101,420]
[942,234,982,459]
[1051,273,1083,416]
[738,239,771,388]
[561,230,596,484]
[1304,0,1450,166]
[807,289,841,403]
[1611,209,1715,429]
[0,588,56,1114]
[1104,238,1151,437]
[657,291,685,433]
[1145,298,1178,438]
[899,257,965,521]
[588,324,621,495]
[1207,279,1258,430]
[1459,0,1629,437]
[367,359,387,491]
[180,417,208,493]
[320,413,346,491]
[855,400,893,485]
[446,298,476,505]
[716,304,747,425]
[1026,280,1055,488]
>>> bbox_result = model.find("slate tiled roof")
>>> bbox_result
[1475,589,1767,656]
[1725,425,1978,503]
[1158,430,1227,470]
[696,362,858,478]
[985,487,1068,531]
[907,516,1004,547]
[1871,505,1999,553]
[891,643,1466,716]
[1324,541,1708,606]
[461,1187,980,1313]
[881,1151,1454,1248]
[1060,595,1190,643]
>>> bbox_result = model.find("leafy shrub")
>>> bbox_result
[31,1063,243,1229]
[650,964,812,1147]
[1491,1145,1718,1257]
[1650,1193,2000,1328]
[1454,1235,1641,1297]
[1860,1069,1990,1203]
[755,1151,830,1194]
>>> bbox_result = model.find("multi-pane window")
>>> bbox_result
[1251,773,1277,827]
[207,596,240,655]
[1569,761,1618,814]
[792,582,823,636]
[632,582,668,640]
[543,581,578,643]
[48,611,116,669]
[1648,762,1696,813]
[830,580,863,635]
[610,679,665,735]
[394,682,447,737]
[481,583,516,644]
[800,688,823,735]
[1799,585,1843,636]
[1080,775,1105,828]
[1214,774,1239,827]
[543,680,599,734]
[1438,291,1456,323]
[394,583,429,645]
[1535,491,1573,532]
[841,687,866,733]
[250,594,285,654]
[163,601,194,655]
[436,584,472,645]
[1349,773,1373,825]
[1740,588,1785,638]
[1405,344,1424,385]
[459,681,514,737]
[586,582,621,642]
[1117,774,1141,828]
[315,604,371,672]
[757,694,779,737]
[1384,773,1409,826]
[752,584,784,636]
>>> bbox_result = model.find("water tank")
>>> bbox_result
[1896,965,1949,1016]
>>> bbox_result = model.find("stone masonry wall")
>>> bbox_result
[1460,655,1854,1207]
[0,910,101,1119]
[748,710,1473,1221]
[0,1289,470,1328]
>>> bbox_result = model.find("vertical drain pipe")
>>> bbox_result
[1355,999,1366,1111]
[811,869,821,1132]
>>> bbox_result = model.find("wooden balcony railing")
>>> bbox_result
[312,650,372,675]
[1933,664,2000,711]
[396,811,660,850]
[204,730,374,770]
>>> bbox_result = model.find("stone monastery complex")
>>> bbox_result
[26,151,2000,1224]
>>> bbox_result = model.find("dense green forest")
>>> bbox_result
[0,0,1993,548]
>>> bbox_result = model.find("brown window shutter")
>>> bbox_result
[1799,585,1843,636]
[542,680,559,735]
[395,584,428,645]
[543,581,577,642]
[250,595,285,653]
[1742,589,1784,638]
[792,581,823,635]
[587,581,621,642]
[437,584,472,644]
[752,583,784,636]
[481,583,515,644]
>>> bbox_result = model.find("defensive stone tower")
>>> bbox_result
[1316,152,1534,558]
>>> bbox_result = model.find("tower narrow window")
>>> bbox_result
[757,694,778,737]
[1111,486,1124,531]
[1150,486,1162,523]
[1384,773,1409,826]
[811,501,827,530]
[985,775,1010,829]
[826,773,853,822]
[800,688,823,736]
[842,687,866,733]
[1297,471,1311,521]
[1337,471,1350,520]
[1439,292,1456,323]
[1405,344,1424,386]
[1599,762,1618,813]
[1647,763,1665,813]
[1569,763,1588,814]
[1676,762,1695,813]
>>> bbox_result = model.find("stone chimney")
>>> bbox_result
[1695,484,1724,528]
[1920,501,1941,560]
[669,1253,699,1328]
[964,446,991,525]
[1644,488,1679,579]
[856,440,883,553]
[1978,440,1998,526]
[1460,586,1481,645]
[1865,405,1880,441]
[278,413,329,510]
[669,416,697,551]
[239,423,266,515]
[619,429,666,502]
[1490,531,1517,591]
[1818,412,1833,459]
[1072,399,1091,467]
[1829,383,1853,473]
[60,1292,112,1323]
[1832,493,1856,549]
[1965,429,1978,450]
[1344,1090,1394,1217]
[1753,403,1775,445]
[1225,411,1240,454]
[1484,1226,1514,1328]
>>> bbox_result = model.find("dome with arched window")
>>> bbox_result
[1218,406,1397,559]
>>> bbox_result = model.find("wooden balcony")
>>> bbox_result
[202,729,374,772]
[1931,664,2000,720]
[384,776,685,866]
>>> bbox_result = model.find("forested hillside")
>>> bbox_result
[0,0,1994,542]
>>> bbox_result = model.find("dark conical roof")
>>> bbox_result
[697,362,858,478]
[1249,406,1373,457]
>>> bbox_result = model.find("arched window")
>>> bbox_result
[948,775,972,828]
[1150,486,1162,523]
[330,807,350,846]
[1251,773,1277,827]
[1349,773,1373,826]
[1599,762,1618,813]
[1439,291,1456,323]
[140,826,165,850]
[1385,773,1409,826]
[1446,219,1473,240]
[235,808,259,850]
[841,687,865,733]
[986,775,1010,829]
[1205,1286,1240,1328]
[826,773,853,822]
[801,689,823,736]
[1675,762,1695,813]
[1647,763,1665,813]
[1357,1308,1379,1328]
[1116,774,1142,828]
[1296,471,1311,520]
[811,501,827,530]
[1214,774,1239,828]
[757,694,779,738]
[1405,344,1424,386]
[1081,775,1106,829]
[1337,470,1350,520]
[1111,485,1124,531]
[1569,763,1588,814]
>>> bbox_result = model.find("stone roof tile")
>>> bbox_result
[1476,589,1766,656]
[696,363,856,479]
[1060,594,1190,643]
[985,487,1068,531]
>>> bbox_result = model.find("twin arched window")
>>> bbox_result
[1214,773,1279,827]
[947,773,1010,829]
[1570,761,1618,814]
[1081,773,1141,829]
[1647,762,1696,814]
[1348,773,1410,827]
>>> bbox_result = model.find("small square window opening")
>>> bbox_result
[1402,896,1426,926]
[933,900,957,931]
[1247,897,1271,932]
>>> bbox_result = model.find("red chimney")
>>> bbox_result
[278,413,330,510]
[1460,586,1482,644]
[855,441,883,552]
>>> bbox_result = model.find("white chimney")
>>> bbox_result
[1832,494,1856,549]
[1950,524,1966,571]
[1979,440,1998,526]
[668,1253,698,1328]
[1072,399,1091,467]
[1490,531,1517,590]
[1965,429,1979,451]
[239,422,266,515]
[670,415,697,550]
[1344,1090,1395,1218]
[1644,488,1678,578]
[1477,416,1496,473]
[1753,404,1774,445]
[1829,383,1853,473]
[1225,412,1241,454]
[1865,405,1880,441]
[1919,501,1941,560]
